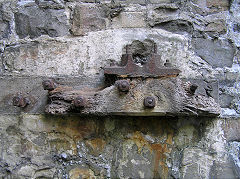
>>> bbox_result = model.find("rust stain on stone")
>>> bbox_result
[85,138,106,154]
[50,118,96,154]
[69,167,96,179]
[151,143,171,179]
[130,131,152,153]
[48,138,72,152]
[130,131,173,178]
[166,130,174,145]
[55,119,96,140]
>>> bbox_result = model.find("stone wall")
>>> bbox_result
[0,0,240,178]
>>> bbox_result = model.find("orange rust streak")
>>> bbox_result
[151,143,170,179]
[129,132,173,179]
[85,138,106,152]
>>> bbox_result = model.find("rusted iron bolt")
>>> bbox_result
[42,79,56,91]
[118,80,130,92]
[73,96,86,108]
[13,95,30,108]
[144,96,156,108]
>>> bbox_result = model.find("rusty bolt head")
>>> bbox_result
[42,79,56,91]
[73,96,86,108]
[118,80,130,92]
[13,95,30,108]
[144,96,156,108]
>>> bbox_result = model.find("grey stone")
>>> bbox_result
[233,23,240,33]
[181,148,214,179]
[113,142,154,178]
[228,141,240,178]
[102,3,123,18]
[154,20,193,34]
[148,0,172,4]
[124,39,155,65]
[0,20,9,40]
[32,133,46,146]
[189,0,229,15]
[0,5,10,40]
[204,19,227,36]
[35,0,65,9]
[228,0,240,47]
[147,3,179,27]
[111,11,147,28]
[192,38,235,68]
[209,161,238,179]
[15,4,69,39]
[114,0,146,5]
[232,98,240,114]
[206,0,229,12]
[71,4,106,36]
[223,119,240,142]
[219,93,234,108]
[2,43,38,72]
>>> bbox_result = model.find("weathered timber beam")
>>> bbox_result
[0,75,220,116]
[45,78,221,116]
[0,75,104,114]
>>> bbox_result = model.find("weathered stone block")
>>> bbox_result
[148,0,172,4]
[147,4,179,27]
[71,4,106,36]
[228,0,240,47]
[15,4,69,39]
[192,38,235,68]
[111,12,146,28]
[181,148,213,179]
[219,93,234,108]
[0,6,10,39]
[190,0,229,14]
[206,0,229,12]
[204,20,226,34]
[114,0,146,5]
[0,21,9,39]
[153,20,193,34]
[2,42,39,72]
[35,0,64,9]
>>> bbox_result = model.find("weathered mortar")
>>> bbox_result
[0,0,240,178]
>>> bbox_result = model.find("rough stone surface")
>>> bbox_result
[0,10,10,40]
[228,0,240,47]
[0,115,238,178]
[112,12,147,28]
[0,3,12,40]
[192,38,235,68]
[71,4,107,36]
[15,3,69,39]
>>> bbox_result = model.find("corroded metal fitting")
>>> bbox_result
[13,95,30,108]
[73,96,86,108]
[42,79,56,91]
[144,96,156,108]
[118,80,130,92]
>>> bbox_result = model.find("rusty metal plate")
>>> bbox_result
[104,45,181,78]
